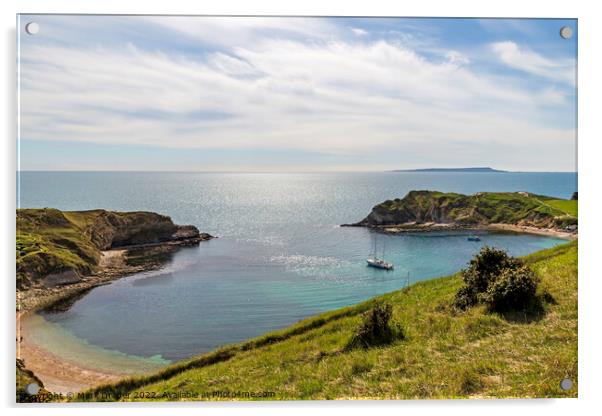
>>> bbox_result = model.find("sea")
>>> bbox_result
[18,171,577,370]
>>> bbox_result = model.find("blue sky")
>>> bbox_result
[18,16,577,171]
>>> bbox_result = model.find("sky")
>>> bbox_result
[17,16,577,172]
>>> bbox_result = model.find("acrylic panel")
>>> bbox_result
[16,15,577,402]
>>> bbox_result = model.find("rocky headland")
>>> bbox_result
[343,190,578,238]
[16,208,214,312]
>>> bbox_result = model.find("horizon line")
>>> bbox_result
[15,169,578,174]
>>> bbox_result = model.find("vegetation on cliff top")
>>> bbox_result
[80,241,577,401]
[355,190,577,229]
[16,208,200,290]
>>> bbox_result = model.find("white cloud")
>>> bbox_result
[350,27,368,36]
[490,41,575,85]
[18,25,576,171]
[145,16,344,48]
[445,50,470,66]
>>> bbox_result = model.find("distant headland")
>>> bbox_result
[392,167,507,173]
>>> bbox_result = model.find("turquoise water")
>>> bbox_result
[23,314,169,374]
[18,172,575,363]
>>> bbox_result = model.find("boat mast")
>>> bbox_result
[372,236,377,258]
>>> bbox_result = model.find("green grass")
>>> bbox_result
[16,209,101,289]
[544,199,578,217]
[81,241,577,401]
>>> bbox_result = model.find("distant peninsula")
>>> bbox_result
[392,167,507,173]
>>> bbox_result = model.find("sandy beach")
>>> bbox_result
[17,313,126,394]
[486,223,577,240]
[376,222,577,240]
[16,249,172,394]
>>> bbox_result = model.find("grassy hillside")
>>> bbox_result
[83,241,577,401]
[16,208,199,290]
[17,209,101,290]
[355,191,577,229]
[535,195,578,217]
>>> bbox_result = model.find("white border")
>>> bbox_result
[2,1,600,415]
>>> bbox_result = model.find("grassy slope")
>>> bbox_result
[86,241,577,401]
[16,209,101,289]
[540,199,578,218]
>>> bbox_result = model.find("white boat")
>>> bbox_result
[366,237,394,270]
[467,235,481,242]
[366,257,394,270]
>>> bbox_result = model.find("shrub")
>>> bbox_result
[346,302,404,350]
[453,246,539,313]
[464,247,522,291]
[481,265,539,312]
[453,285,478,311]
[456,367,483,395]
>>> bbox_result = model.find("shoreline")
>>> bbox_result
[17,235,214,316]
[16,248,165,394]
[18,316,129,394]
[485,223,577,240]
[17,238,212,394]
[343,222,577,240]
[17,249,155,315]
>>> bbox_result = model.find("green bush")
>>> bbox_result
[481,265,539,312]
[346,302,404,350]
[453,246,539,313]
[453,285,478,310]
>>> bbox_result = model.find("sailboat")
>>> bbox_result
[366,236,394,270]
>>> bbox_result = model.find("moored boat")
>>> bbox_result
[367,257,394,270]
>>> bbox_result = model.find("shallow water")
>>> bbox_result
[22,314,169,374]
[18,172,575,365]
